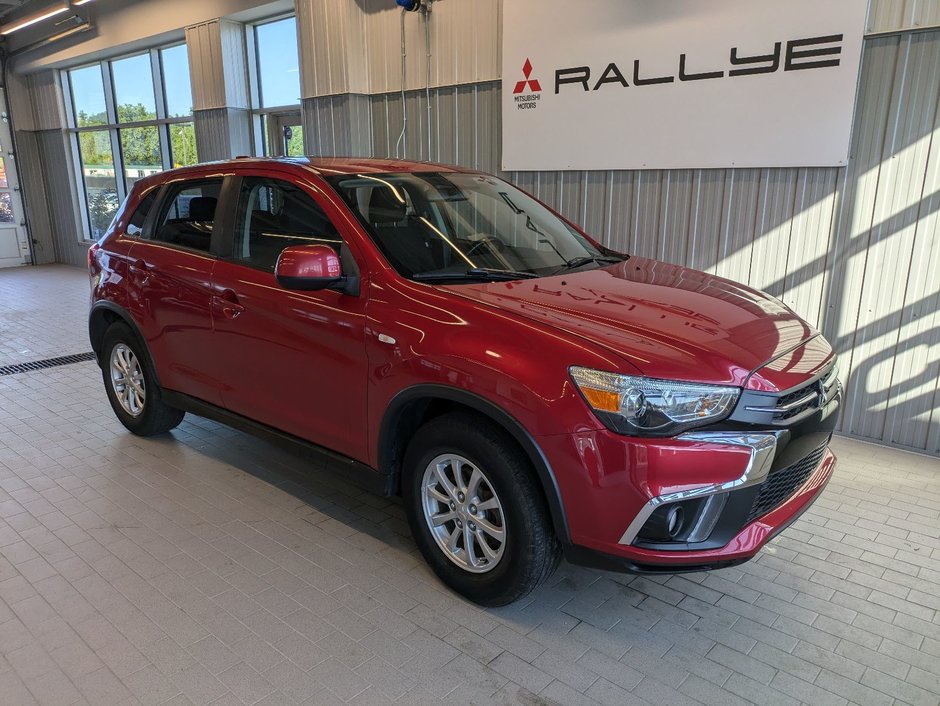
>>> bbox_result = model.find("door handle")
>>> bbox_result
[212,289,245,319]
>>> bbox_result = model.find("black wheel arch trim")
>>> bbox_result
[89,302,160,385]
[379,384,572,545]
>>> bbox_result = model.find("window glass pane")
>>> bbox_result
[154,180,222,252]
[112,54,157,122]
[78,131,119,239]
[126,191,157,237]
[0,157,7,188]
[69,65,107,126]
[233,178,341,271]
[0,193,13,224]
[169,123,198,167]
[286,124,304,157]
[255,17,300,107]
[119,126,162,190]
[161,44,193,118]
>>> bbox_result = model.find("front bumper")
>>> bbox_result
[566,447,835,573]
[540,369,841,573]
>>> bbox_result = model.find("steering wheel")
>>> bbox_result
[465,234,506,257]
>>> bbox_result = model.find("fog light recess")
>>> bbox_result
[636,493,728,545]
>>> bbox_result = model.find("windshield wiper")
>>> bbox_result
[413,268,538,282]
[552,255,624,275]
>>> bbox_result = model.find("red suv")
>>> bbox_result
[89,158,840,605]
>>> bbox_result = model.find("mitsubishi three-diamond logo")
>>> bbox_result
[513,58,542,94]
[512,58,542,112]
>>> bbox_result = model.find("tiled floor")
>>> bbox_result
[0,264,939,706]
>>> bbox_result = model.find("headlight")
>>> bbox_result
[570,367,740,437]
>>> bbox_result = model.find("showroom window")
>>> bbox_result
[248,16,304,157]
[66,44,196,240]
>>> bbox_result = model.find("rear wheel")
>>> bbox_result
[402,412,561,606]
[101,322,184,436]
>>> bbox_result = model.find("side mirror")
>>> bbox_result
[275,245,356,293]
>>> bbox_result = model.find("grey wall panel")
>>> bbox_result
[360,0,500,94]
[193,107,250,161]
[296,0,368,98]
[186,19,249,111]
[868,0,940,33]
[37,131,86,268]
[27,71,65,131]
[13,131,55,265]
[6,67,36,131]
[302,94,373,157]
[839,30,940,447]
[186,21,227,111]
[193,108,227,161]
[220,20,250,110]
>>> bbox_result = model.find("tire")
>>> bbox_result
[402,412,561,606]
[100,322,184,436]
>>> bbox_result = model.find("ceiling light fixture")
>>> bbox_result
[0,3,71,35]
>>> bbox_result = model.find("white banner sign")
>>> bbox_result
[502,0,867,171]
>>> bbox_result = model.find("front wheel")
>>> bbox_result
[101,322,184,436]
[402,412,561,606]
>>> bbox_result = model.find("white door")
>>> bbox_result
[0,87,31,268]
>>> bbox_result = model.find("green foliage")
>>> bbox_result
[121,125,160,168]
[170,123,198,167]
[88,188,119,238]
[286,125,304,157]
[79,130,112,168]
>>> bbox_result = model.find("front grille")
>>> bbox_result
[746,445,827,523]
[753,363,840,422]
[775,386,819,420]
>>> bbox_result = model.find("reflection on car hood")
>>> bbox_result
[444,257,819,389]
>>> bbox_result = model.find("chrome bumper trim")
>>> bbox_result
[617,432,780,546]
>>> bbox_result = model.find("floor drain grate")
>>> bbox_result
[0,352,97,377]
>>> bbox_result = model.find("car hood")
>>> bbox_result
[444,257,819,389]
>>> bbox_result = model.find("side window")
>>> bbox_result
[232,178,342,271]
[125,190,157,237]
[152,180,223,252]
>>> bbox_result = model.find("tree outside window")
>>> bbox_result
[67,45,196,240]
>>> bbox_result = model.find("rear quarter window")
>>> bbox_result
[125,190,158,238]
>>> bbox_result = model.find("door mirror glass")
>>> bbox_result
[275,245,343,291]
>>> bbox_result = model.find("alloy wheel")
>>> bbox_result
[109,343,146,417]
[421,453,507,573]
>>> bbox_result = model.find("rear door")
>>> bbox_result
[126,175,230,405]
[208,172,370,461]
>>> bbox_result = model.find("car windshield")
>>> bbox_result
[326,172,624,281]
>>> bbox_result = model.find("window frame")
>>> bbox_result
[64,43,196,241]
[246,14,303,157]
[147,177,227,256]
[124,188,160,239]
[222,175,345,273]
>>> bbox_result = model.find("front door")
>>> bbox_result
[209,174,369,461]
[0,88,31,268]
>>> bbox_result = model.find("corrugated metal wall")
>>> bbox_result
[325,27,940,455]
[7,0,940,454]
[867,0,940,33]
